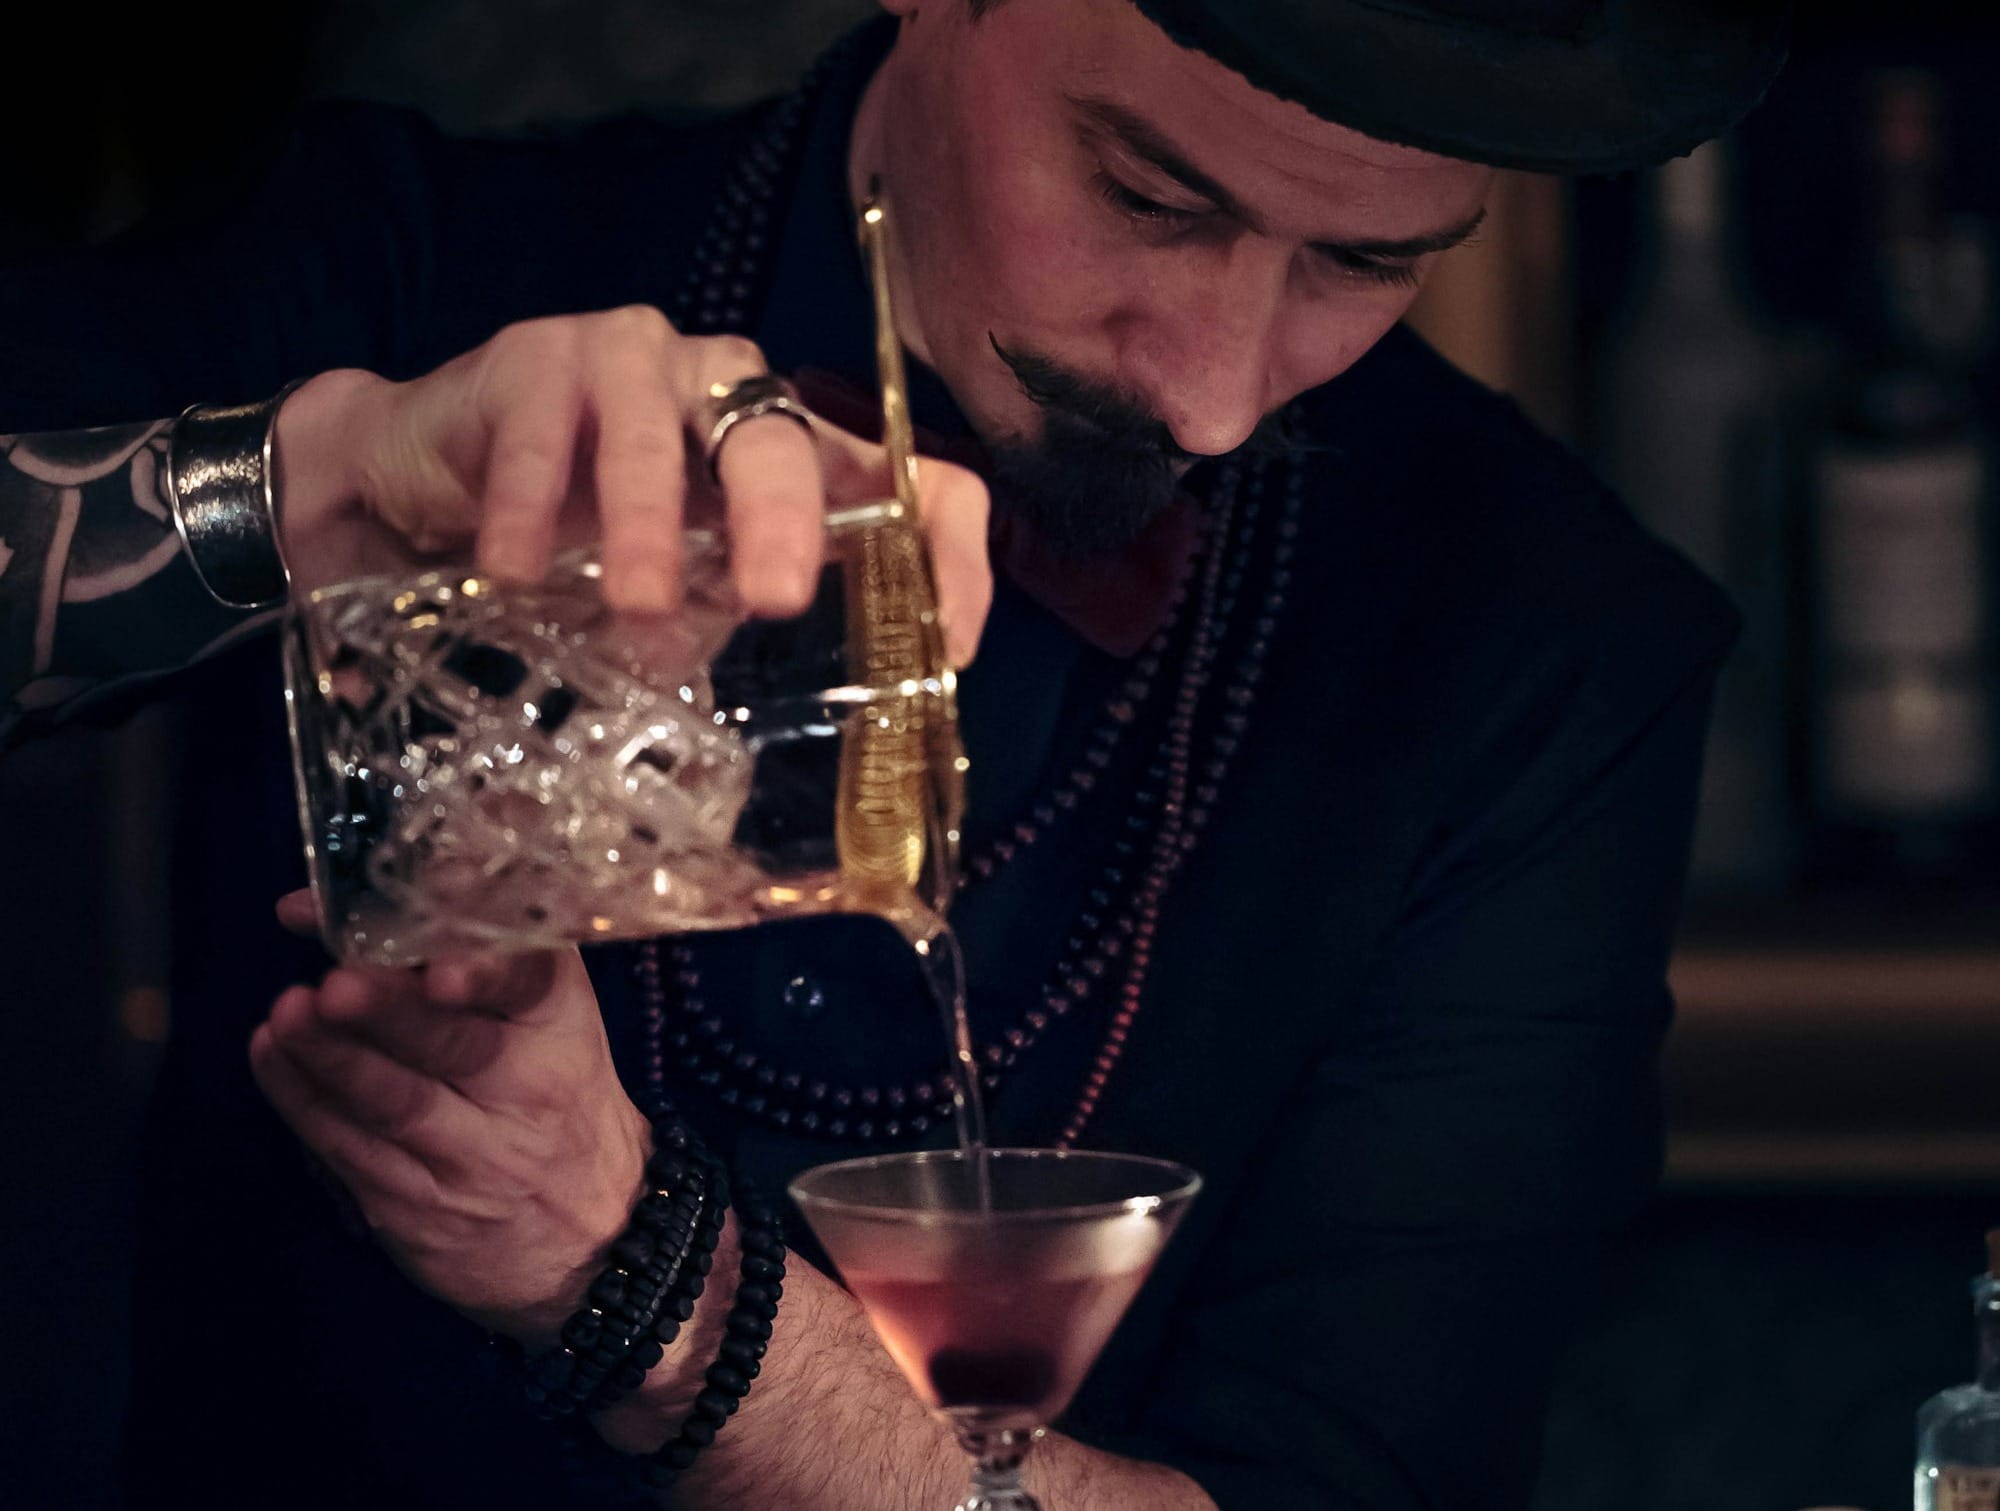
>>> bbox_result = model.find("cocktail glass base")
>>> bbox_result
[954,1424,1047,1511]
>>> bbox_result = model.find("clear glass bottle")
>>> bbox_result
[1597,135,1792,894]
[1804,67,1997,886]
[1916,1232,2000,1510]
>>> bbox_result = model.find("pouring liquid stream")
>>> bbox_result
[910,916,991,1212]
[843,182,990,1213]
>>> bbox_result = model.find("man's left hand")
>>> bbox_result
[249,895,650,1345]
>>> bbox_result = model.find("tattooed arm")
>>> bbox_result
[0,419,266,753]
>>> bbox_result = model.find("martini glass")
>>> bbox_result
[789,1148,1200,1511]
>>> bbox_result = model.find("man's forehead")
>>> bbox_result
[993,0,1491,249]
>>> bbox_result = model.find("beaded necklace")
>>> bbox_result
[637,44,1305,1150]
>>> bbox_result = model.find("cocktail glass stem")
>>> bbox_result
[952,1424,1046,1510]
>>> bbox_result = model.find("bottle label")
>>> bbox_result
[1816,442,1985,657]
[1825,669,1990,812]
[1815,439,1992,815]
[1938,1466,2000,1510]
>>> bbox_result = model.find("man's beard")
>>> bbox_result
[984,337,1300,561]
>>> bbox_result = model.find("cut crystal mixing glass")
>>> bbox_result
[283,513,963,964]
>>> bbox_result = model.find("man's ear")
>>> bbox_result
[878,0,920,17]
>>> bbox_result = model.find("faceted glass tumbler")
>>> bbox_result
[282,531,958,965]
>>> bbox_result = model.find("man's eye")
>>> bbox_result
[1096,175,1199,226]
[1322,249,1424,289]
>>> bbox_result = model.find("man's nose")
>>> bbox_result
[1123,248,1288,458]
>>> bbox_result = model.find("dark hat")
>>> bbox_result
[1129,0,1792,174]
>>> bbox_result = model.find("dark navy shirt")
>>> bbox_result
[0,21,1735,1510]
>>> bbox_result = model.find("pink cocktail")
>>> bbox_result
[790,1148,1200,1511]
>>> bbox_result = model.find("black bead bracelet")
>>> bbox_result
[523,1121,720,1419]
[646,1162,728,1357]
[640,1178,788,1490]
[515,1098,787,1490]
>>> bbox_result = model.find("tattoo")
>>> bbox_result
[0,420,264,750]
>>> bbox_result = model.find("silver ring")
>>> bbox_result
[702,373,816,482]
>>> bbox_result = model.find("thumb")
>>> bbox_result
[275,888,321,938]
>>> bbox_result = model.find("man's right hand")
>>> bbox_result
[272,307,993,665]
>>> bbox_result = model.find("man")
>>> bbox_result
[0,0,1789,1505]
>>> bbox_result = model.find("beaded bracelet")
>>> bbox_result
[587,1152,727,1410]
[644,1159,729,1356]
[517,1110,787,1489]
[524,1123,720,1419]
[588,1141,731,1413]
[639,1178,788,1489]
[574,1181,716,1415]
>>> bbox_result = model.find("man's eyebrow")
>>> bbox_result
[1069,91,1487,260]
[1070,94,1259,225]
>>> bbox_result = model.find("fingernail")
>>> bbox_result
[747,559,814,614]
[776,564,817,611]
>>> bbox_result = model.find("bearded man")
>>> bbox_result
[0,1,1788,1506]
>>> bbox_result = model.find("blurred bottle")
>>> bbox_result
[1802,68,1996,887]
[1598,136,1793,894]
[1914,1230,2000,1510]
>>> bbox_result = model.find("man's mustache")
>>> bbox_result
[989,335,1308,463]
[990,336,1190,461]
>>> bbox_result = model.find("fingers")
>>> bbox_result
[321,947,573,1056]
[270,890,563,1036]
[256,972,537,1180]
[692,339,826,616]
[313,966,500,1084]
[423,950,561,1019]
[407,308,987,653]
[265,990,460,1144]
[274,888,319,938]
[307,961,527,1088]
[588,307,690,612]
[914,456,993,668]
[253,948,596,1178]
[250,991,443,1208]
[821,435,994,667]
[476,354,586,587]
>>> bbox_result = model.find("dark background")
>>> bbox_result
[6,4,2000,1508]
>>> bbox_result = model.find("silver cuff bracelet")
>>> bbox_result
[165,381,302,609]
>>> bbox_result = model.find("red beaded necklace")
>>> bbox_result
[638,42,1304,1150]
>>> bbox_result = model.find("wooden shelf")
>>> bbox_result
[1667,1131,2000,1185]
[1661,895,2000,1187]
[1669,948,2000,1021]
